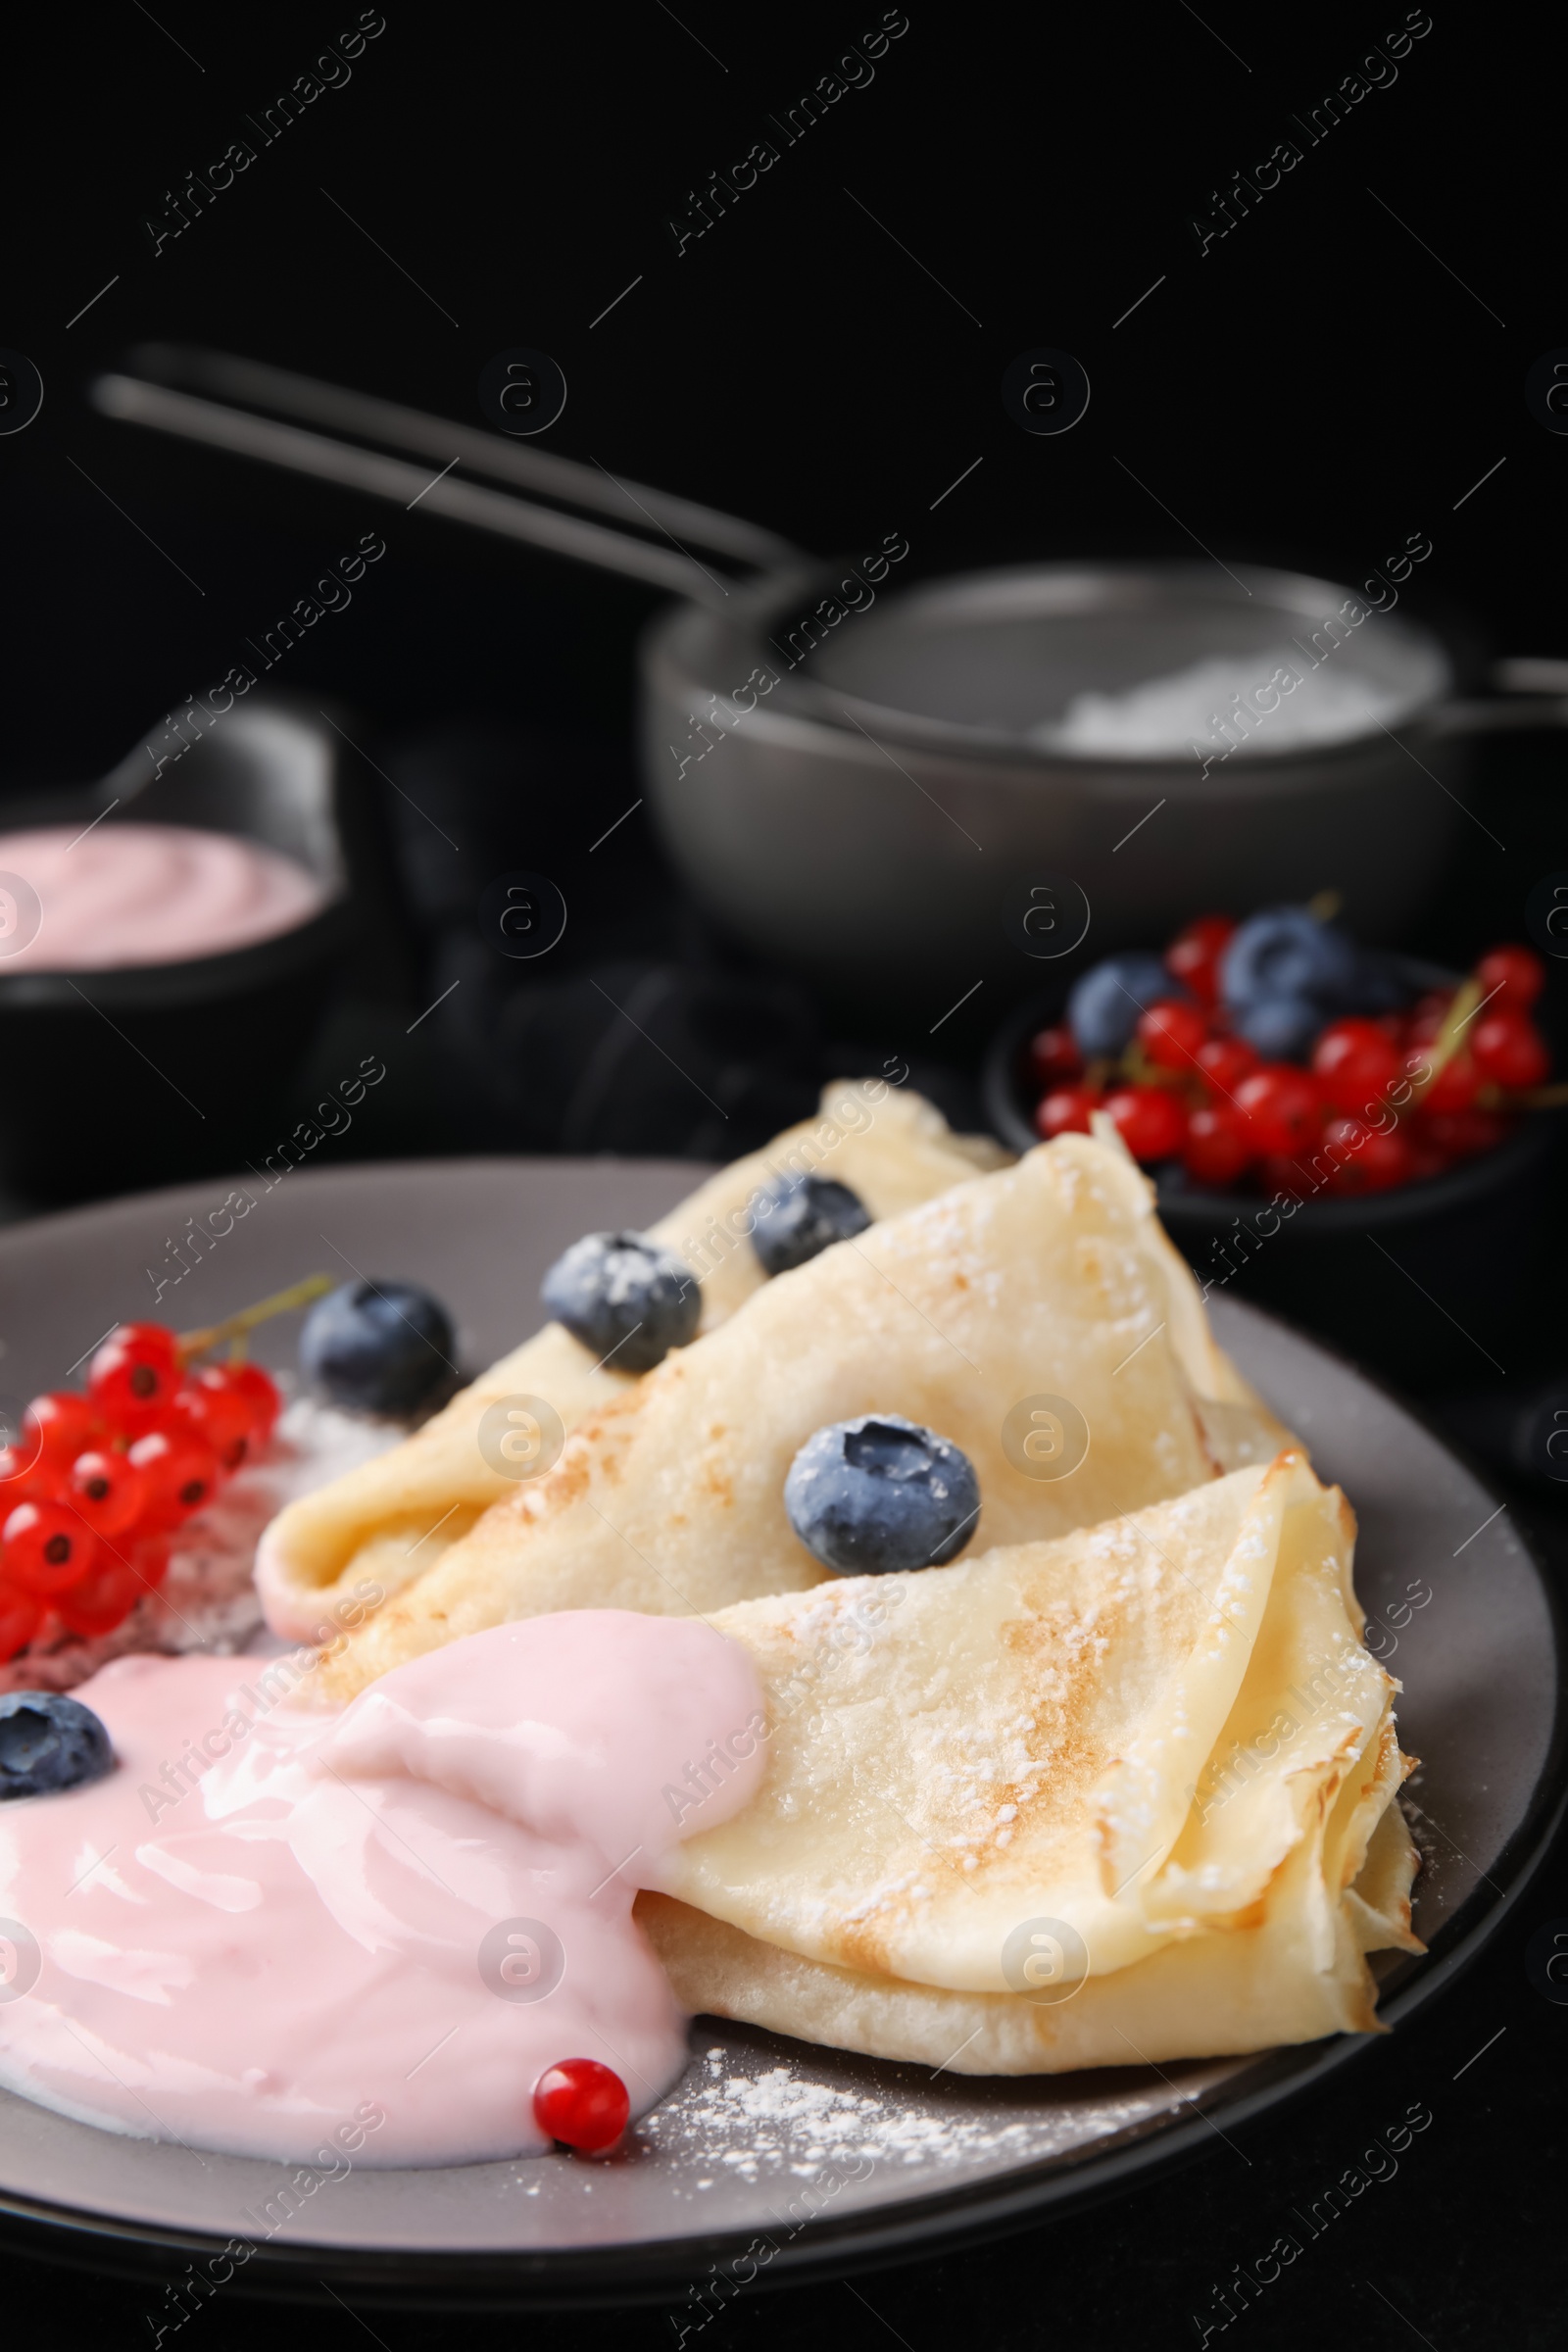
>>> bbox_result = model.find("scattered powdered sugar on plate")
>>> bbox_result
[0,1389,402,1695]
[643,2042,1235,2187]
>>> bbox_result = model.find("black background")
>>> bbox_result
[2,0,1565,2340]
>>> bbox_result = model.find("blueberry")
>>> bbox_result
[1067,954,1179,1058]
[541,1231,700,1373]
[299,1280,458,1417]
[1221,907,1359,1017]
[752,1173,871,1277]
[0,1691,114,1799]
[784,1414,980,1576]
[1232,994,1323,1061]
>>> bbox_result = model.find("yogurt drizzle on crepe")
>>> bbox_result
[0,1614,764,2165]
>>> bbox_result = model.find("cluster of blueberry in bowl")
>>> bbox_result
[1027,908,1558,1198]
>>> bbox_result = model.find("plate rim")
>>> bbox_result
[0,1157,1561,2302]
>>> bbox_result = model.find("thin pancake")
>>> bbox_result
[312,1136,1289,1703]
[636,1454,1418,2070]
[257,1082,1008,1640]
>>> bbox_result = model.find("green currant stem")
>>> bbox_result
[178,1273,333,1364]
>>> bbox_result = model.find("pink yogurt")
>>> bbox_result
[0,1613,766,2166]
[0,823,325,971]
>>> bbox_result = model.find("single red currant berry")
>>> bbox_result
[172,1371,255,1471]
[0,1578,41,1663]
[1404,991,1452,1047]
[532,2058,630,2154]
[88,1324,183,1435]
[1036,1084,1101,1140]
[1470,1008,1549,1091]
[1405,1134,1451,1184]
[1165,915,1235,1006]
[1412,1047,1480,1113]
[1257,1153,1312,1200]
[1182,1102,1255,1188]
[1136,999,1209,1072]
[1103,1085,1187,1162]
[1311,1017,1402,1117]
[67,1449,147,1538]
[1236,1065,1325,1157]
[0,1444,56,1508]
[1024,1024,1082,1089]
[1416,1108,1506,1162]
[212,1362,282,1447]
[126,1428,222,1529]
[1474,944,1545,1007]
[1195,1035,1260,1098]
[21,1391,104,1472]
[55,1559,142,1640]
[1,1501,100,1597]
[126,1532,172,1591]
[1322,1118,1415,1196]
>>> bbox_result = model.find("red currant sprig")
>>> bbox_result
[0,1274,330,1662]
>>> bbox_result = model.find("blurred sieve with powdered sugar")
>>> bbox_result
[1035,649,1402,757]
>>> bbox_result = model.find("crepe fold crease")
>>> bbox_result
[257,1083,1008,1641]
[636,1453,1421,2072]
[310,1134,1289,1703]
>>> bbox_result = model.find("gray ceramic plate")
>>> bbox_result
[0,1159,1560,2305]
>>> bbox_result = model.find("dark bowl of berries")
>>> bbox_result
[982,908,1565,1389]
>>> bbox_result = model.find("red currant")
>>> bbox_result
[55,1558,143,1639]
[1236,1065,1325,1156]
[532,2058,629,2154]
[1322,1118,1414,1196]
[1405,992,1452,1047]
[1182,1102,1255,1188]
[1258,1153,1312,1200]
[224,1363,282,1445]
[88,1323,183,1435]
[127,1532,172,1591]
[1135,999,1209,1072]
[22,1391,104,1472]
[1036,1084,1101,1139]
[67,1449,147,1538]
[1024,1024,1082,1089]
[126,1428,222,1529]
[2,1501,100,1597]
[1470,1008,1549,1091]
[1416,1108,1506,1161]
[0,1444,56,1508]
[172,1371,256,1471]
[1195,1035,1259,1098]
[1405,1135,1451,1184]
[0,1579,41,1663]
[1311,1018,1402,1117]
[1412,1046,1480,1113]
[1103,1085,1187,1162]
[1475,944,1545,1007]
[1165,915,1235,1006]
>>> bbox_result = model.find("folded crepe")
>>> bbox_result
[258,1082,1009,1641]
[311,1132,1290,1703]
[637,1451,1421,2071]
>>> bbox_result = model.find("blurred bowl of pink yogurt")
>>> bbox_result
[0,698,362,1200]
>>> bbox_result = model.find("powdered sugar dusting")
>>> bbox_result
[643,2041,1239,2186]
